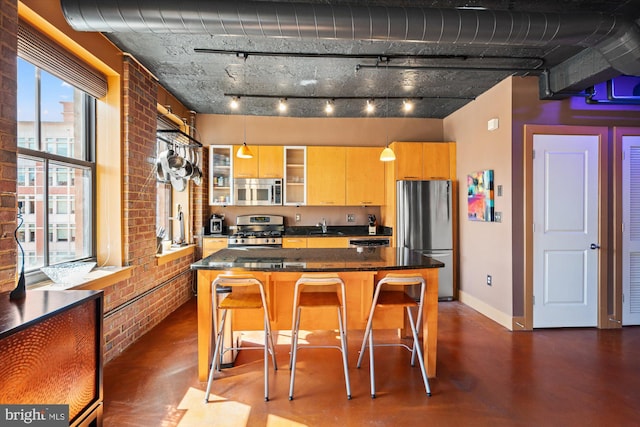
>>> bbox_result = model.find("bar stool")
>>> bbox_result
[356,273,431,398]
[289,273,351,400]
[204,273,277,402]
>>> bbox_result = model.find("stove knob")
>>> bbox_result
[271,238,276,243]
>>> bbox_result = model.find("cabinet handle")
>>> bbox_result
[360,201,372,204]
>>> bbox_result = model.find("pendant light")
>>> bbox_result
[379,146,396,162]
[236,115,254,158]
[236,60,254,159]
[379,62,396,162]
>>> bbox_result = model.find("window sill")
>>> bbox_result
[156,244,195,265]
[32,266,133,291]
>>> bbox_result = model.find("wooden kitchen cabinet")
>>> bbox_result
[306,236,350,248]
[203,237,228,257]
[233,145,259,178]
[345,146,385,206]
[282,237,307,248]
[390,142,423,180]
[257,146,284,178]
[233,146,284,178]
[423,142,454,179]
[307,146,346,205]
[390,141,455,180]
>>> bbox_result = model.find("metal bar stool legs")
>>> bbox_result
[357,274,431,398]
[204,274,277,403]
[289,273,351,400]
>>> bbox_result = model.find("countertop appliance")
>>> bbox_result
[234,178,282,206]
[210,214,224,234]
[228,214,284,248]
[396,180,454,301]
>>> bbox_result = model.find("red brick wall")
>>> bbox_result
[99,56,194,363]
[102,255,194,362]
[0,0,18,293]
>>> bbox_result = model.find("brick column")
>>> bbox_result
[0,0,18,293]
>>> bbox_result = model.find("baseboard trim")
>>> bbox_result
[458,290,513,331]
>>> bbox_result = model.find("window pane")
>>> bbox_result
[48,163,92,263]
[17,58,37,150]
[17,157,45,271]
[40,70,86,160]
[156,181,172,243]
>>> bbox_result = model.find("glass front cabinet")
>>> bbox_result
[284,146,306,205]
[209,145,233,205]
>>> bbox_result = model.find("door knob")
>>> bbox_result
[590,243,600,250]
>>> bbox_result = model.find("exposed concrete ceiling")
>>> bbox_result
[61,0,640,118]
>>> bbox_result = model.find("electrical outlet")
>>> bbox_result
[347,213,355,223]
[494,212,502,222]
[295,213,301,222]
[487,275,492,286]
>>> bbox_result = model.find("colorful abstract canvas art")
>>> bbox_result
[467,169,494,222]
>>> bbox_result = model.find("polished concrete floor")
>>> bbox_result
[103,297,640,426]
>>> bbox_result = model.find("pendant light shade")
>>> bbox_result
[237,142,254,159]
[379,146,396,162]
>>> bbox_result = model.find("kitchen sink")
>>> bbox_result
[308,231,345,236]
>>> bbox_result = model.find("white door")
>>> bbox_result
[622,136,640,325]
[533,134,599,328]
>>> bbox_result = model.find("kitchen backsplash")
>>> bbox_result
[209,205,382,230]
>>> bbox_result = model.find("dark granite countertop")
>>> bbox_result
[191,247,443,272]
[283,225,392,237]
[203,226,392,238]
[0,289,102,339]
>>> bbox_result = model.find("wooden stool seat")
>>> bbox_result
[218,292,264,309]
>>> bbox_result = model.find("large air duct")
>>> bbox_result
[60,0,640,76]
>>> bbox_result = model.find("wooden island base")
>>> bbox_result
[196,268,438,382]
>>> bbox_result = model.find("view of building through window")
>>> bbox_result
[16,58,95,274]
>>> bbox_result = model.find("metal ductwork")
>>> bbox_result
[60,0,640,90]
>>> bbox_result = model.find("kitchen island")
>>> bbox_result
[191,247,444,382]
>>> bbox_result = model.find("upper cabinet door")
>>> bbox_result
[257,146,284,178]
[391,142,423,180]
[233,145,259,178]
[307,146,346,205]
[345,147,385,206]
[284,146,306,205]
[423,142,452,179]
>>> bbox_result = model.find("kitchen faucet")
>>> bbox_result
[316,218,327,233]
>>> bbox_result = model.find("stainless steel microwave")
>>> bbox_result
[234,178,282,206]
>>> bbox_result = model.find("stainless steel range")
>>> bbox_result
[228,214,284,248]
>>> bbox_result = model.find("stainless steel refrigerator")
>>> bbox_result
[396,180,454,301]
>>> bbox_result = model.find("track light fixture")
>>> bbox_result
[278,98,288,112]
[229,96,239,110]
[224,93,431,115]
[366,99,375,113]
[325,100,334,114]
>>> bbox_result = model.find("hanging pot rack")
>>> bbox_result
[156,129,203,190]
